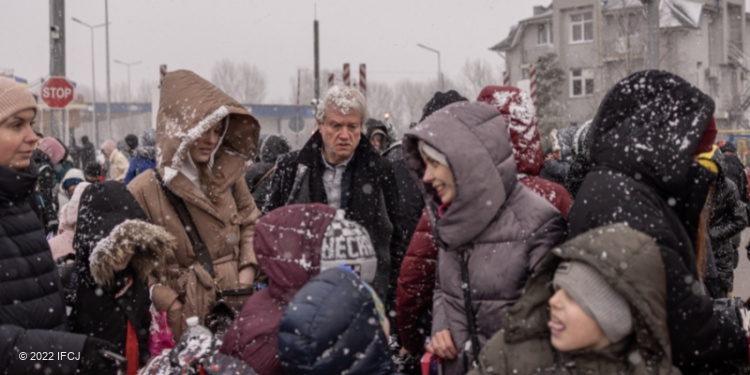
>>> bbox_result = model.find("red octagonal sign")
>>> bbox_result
[41,77,75,109]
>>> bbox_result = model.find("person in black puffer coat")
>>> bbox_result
[366,118,395,152]
[69,181,176,371]
[279,267,401,375]
[31,149,59,234]
[701,147,748,298]
[244,134,291,209]
[564,120,592,199]
[568,70,748,374]
[720,141,750,229]
[79,135,97,170]
[0,76,117,375]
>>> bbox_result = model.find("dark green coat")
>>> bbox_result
[468,224,680,375]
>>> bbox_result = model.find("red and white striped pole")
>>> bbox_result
[159,64,167,87]
[328,73,334,88]
[359,64,366,97]
[503,70,510,86]
[529,64,537,107]
[343,63,350,86]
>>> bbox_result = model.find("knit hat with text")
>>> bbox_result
[319,209,377,284]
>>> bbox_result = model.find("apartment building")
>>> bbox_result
[492,0,749,128]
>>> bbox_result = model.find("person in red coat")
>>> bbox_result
[477,86,572,218]
[220,203,378,375]
[396,209,439,355]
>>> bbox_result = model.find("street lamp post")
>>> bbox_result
[71,17,107,147]
[114,60,141,102]
[114,59,141,121]
[417,43,443,91]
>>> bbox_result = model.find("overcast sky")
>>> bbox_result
[3,1,748,104]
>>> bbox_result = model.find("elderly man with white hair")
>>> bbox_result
[263,85,407,305]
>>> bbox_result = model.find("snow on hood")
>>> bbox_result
[477,86,543,176]
[254,203,337,302]
[155,70,260,188]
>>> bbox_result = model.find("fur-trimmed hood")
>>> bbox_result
[74,181,175,287]
[89,219,176,287]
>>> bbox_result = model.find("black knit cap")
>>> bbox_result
[125,134,138,150]
[420,90,468,122]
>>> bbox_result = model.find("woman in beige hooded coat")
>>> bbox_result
[128,70,261,339]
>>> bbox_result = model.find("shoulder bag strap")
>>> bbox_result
[153,170,215,278]
[459,248,481,370]
[253,166,275,191]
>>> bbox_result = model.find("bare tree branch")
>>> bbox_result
[211,59,268,104]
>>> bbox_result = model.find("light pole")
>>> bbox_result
[105,0,112,140]
[417,43,443,91]
[114,60,141,102]
[71,17,107,147]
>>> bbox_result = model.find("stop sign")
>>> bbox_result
[41,77,75,109]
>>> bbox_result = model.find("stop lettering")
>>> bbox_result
[41,77,75,109]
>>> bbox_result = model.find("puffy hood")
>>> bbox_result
[57,178,89,233]
[258,134,291,164]
[73,181,176,288]
[254,203,336,302]
[136,127,156,160]
[38,137,66,166]
[719,140,737,154]
[278,268,396,375]
[155,70,260,189]
[554,124,578,162]
[404,101,517,250]
[477,86,543,176]
[57,167,85,196]
[589,70,715,198]
[503,224,673,372]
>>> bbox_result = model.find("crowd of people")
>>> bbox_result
[2,67,750,375]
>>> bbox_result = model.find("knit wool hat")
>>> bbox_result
[553,260,633,344]
[0,77,37,123]
[100,140,117,156]
[319,209,377,284]
[38,137,67,166]
[420,90,468,122]
[125,134,138,150]
[418,140,448,167]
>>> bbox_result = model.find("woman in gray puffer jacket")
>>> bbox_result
[402,101,566,375]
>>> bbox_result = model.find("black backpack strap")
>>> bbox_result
[153,170,215,278]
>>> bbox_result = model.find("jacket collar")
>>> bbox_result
[0,163,38,205]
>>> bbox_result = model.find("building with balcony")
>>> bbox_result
[492,0,750,129]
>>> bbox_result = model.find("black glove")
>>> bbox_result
[77,337,119,375]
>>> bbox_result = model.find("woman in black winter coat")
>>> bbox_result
[702,148,748,298]
[244,134,291,209]
[0,76,116,374]
[69,181,176,373]
[567,70,748,374]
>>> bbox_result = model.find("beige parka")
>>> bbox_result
[128,70,261,334]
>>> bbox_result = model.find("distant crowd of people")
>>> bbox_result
[2,67,750,375]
